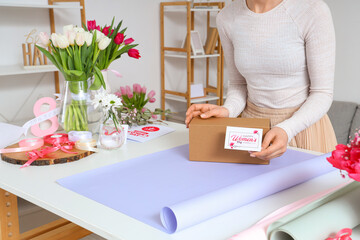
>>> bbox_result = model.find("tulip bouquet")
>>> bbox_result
[327,130,360,181]
[36,25,111,132]
[86,18,140,73]
[115,84,171,126]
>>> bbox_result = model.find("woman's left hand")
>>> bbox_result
[250,127,288,161]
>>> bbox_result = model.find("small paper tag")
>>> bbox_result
[224,126,263,152]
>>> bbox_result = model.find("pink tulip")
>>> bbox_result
[149,98,156,103]
[114,91,122,98]
[102,26,111,36]
[110,29,114,36]
[87,20,96,31]
[120,87,126,96]
[124,38,134,45]
[147,90,155,98]
[133,83,141,93]
[126,85,133,98]
[141,108,146,113]
[128,48,141,59]
[95,25,101,31]
[152,114,158,120]
[114,33,124,45]
[141,86,147,94]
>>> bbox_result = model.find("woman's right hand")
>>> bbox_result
[185,104,229,127]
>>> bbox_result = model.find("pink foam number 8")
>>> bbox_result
[30,97,59,137]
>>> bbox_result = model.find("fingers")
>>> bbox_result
[251,130,287,161]
[185,104,217,127]
[199,108,222,119]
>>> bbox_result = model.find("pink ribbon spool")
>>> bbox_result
[0,138,44,154]
[31,97,59,137]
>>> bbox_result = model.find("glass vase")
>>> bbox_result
[58,78,101,134]
[99,119,125,150]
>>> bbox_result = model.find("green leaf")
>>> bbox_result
[35,45,59,69]
[59,49,68,71]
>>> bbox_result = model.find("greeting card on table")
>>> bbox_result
[127,125,175,143]
[224,126,263,152]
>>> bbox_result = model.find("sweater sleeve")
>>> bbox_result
[275,1,336,141]
[216,10,247,118]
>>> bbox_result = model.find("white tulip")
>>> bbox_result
[73,27,85,33]
[63,24,74,36]
[84,32,93,46]
[94,29,105,42]
[38,32,50,46]
[98,37,111,50]
[51,33,59,47]
[57,34,70,49]
[67,31,76,46]
[75,32,85,46]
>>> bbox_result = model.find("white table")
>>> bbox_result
[0,122,348,240]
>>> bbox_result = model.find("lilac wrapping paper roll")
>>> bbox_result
[57,145,334,234]
[160,153,333,233]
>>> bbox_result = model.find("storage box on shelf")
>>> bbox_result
[160,1,225,120]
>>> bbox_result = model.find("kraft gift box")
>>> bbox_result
[189,117,270,164]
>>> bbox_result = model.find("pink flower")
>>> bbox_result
[124,38,134,45]
[110,29,114,36]
[152,114,158,120]
[114,91,122,97]
[95,25,101,31]
[114,33,124,45]
[149,98,156,103]
[147,90,155,98]
[120,87,126,96]
[133,83,141,93]
[87,20,96,31]
[141,86,147,94]
[126,85,133,98]
[102,26,111,36]
[128,48,141,59]
[141,108,146,113]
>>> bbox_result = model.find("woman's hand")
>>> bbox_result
[185,104,229,127]
[250,127,288,161]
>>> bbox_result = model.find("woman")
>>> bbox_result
[185,0,337,160]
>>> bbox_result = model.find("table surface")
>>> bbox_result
[0,122,348,240]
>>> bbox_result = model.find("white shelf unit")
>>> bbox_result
[0,0,86,93]
[164,52,220,59]
[160,1,225,118]
[164,7,221,12]
[0,65,58,76]
[165,93,220,103]
[0,3,83,9]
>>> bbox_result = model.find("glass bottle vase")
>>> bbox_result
[99,119,125,150]
[58,78,101,134]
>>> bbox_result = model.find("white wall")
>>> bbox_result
[0,0,359,125]
[324,0,360,104]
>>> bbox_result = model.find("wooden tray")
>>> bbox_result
[1,143,94,166]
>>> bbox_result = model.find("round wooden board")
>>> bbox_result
[1,143,94,166]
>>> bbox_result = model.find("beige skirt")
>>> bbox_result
[241,101,337,153]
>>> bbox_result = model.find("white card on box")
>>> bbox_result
[224,126,263,152]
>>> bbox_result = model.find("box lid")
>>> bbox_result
[190,117,270,129]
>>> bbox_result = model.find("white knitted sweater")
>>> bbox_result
[216,0,336,140]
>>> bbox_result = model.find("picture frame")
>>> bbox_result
[189,30,205,56]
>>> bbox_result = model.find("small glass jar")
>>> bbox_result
[99,119,125,150]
